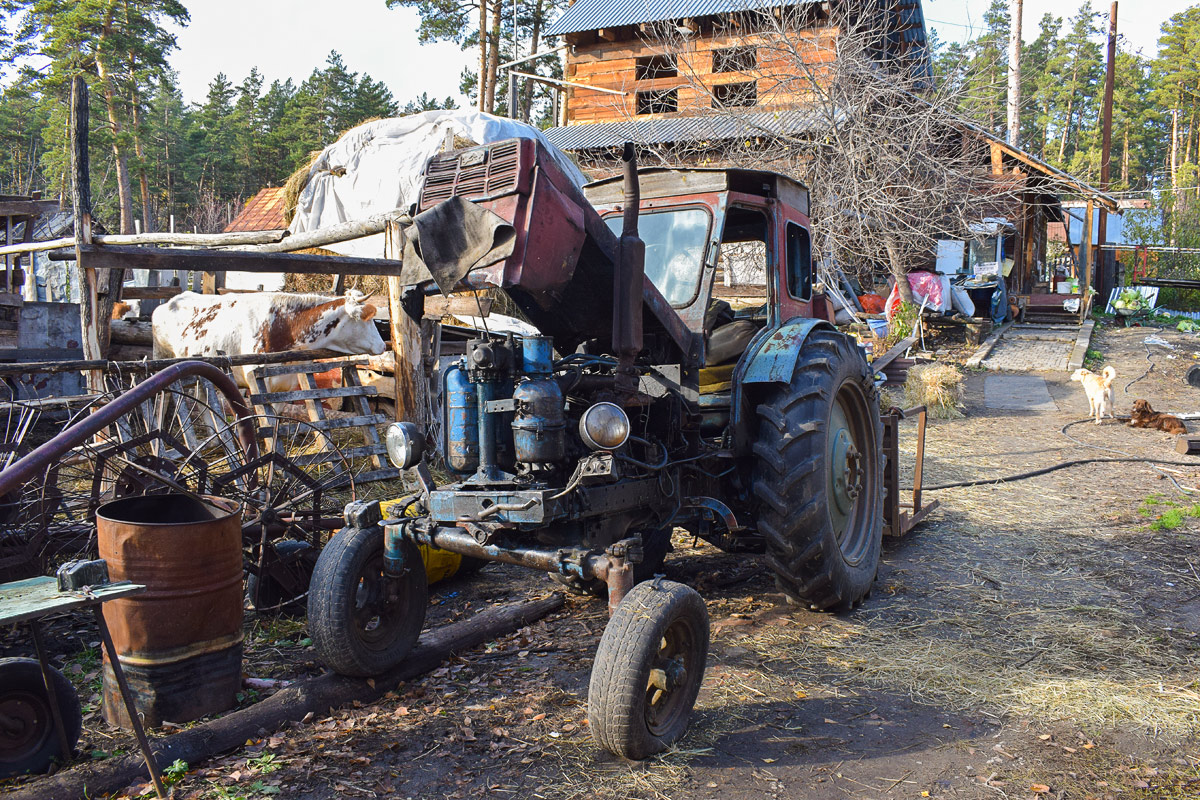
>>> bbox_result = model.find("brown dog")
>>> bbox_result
[1128,398,1187,435]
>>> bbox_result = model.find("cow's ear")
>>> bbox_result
[361,303,377,321]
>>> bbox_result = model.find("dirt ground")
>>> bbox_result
[4,320,1200,800]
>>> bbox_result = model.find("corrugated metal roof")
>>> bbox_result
[224,187,286,232]
[543,109,830,151]
[545,0,816,36]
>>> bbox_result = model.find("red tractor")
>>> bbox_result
[308,140,882,759]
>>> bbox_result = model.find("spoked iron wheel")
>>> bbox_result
[179,414,358,614]
[588,580,709,759]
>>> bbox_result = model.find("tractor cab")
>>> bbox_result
[584,168,826,373]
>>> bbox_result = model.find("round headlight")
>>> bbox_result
[385,422,425,469]
[579,402,630,451]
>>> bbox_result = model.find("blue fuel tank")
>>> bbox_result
[441,363,479,474]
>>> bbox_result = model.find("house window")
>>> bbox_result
[637,89,677,115]
[712,46,757,73]
[712,81,757,108]
[636,54,677,80]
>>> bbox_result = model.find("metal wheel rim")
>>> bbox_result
[351,552,408,652]
[644,615,700,737]
[827,379,875,566]
[0,690,49,764]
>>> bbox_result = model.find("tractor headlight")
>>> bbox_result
[385,422,425,470]
[578,402,630,451]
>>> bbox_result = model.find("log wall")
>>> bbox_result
[563,25,840,125]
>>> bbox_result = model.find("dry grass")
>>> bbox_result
[902,363,964,419]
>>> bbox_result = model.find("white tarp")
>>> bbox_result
[289,110,588,259]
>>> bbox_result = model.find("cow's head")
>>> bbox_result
[297,291,387,356]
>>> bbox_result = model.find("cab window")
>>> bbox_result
[786,222,813,300]
[604,208,710,307]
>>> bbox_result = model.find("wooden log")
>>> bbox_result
[1175,436,1200,455]
[236,209,410,254]
[0,347,346,375]
[47,244,406,277]
[70,76,104,393]
[108,344,153,361]
[108,318,152,346]
[3,594,564,800]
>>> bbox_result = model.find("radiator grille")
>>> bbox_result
[420,140,522,208]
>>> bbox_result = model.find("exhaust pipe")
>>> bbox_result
[613,142,645,396]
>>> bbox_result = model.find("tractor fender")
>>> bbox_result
[729,316,837,454]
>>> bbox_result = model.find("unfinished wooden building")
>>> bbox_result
[546,0,930,129]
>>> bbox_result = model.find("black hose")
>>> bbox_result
[925,456,1200,491]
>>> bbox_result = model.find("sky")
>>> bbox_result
[924,0,1194,56]
[169,1,475,107]
[167,0,1196,108]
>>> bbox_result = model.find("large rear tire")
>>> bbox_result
[308,526,427,677]
[751,330,882,611]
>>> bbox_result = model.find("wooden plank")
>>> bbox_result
[343,365,389,469]
[249,384,378,404]
[871,335,918,371]
[50,244,407,276]
[424,293,495,318]
[0,576,145,626]
[0,200,59,218]
[120,286,183,300]
[352,467,406,484]
[290,444,388,468]
[260,413,387,438]
[0,347,348,376]
[254,357,370,379]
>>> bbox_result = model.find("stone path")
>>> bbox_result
[982,374,1058,411]
[980,324,1079,372]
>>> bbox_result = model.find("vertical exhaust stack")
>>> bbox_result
[613,142,645,397]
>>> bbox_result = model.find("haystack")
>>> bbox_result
[902,363,964,419]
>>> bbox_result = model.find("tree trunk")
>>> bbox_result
[1121,125,1129,186]
[1006,0,1022,147]
[478,0,489,111]
[522,0,544,120]
[885,238,913,305]
[1057,94,1074,163]
[484,0,502,113]
[95,16,135,235]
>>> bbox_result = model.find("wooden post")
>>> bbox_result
[201,270,225,294]
[70,76,103,391]
[1081,199,1094,323]
[385,221,424,424]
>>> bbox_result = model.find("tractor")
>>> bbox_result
[307,139,883,760]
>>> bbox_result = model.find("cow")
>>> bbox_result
[151,290,387,392]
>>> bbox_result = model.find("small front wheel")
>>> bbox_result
[307,526,427,677]
[588,580,709,759]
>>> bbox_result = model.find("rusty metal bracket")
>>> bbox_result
[881,405,939,538]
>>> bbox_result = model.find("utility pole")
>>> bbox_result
[1097,1,1117,301]
[1007,0,1023,146]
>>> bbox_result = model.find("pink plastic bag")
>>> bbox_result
[885,272,946,320]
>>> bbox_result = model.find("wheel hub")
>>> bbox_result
[830,429,862,515]
[0,694,46,762]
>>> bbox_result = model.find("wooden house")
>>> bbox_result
[547,0,930,129]
[540,0,1121,320]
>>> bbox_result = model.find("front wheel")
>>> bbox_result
[307,526,427,677]
[751,329,883,611]
[588,580,709,759]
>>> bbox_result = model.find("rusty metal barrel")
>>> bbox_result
[96,494,243,728]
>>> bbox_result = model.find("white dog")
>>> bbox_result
[1070,365,1116,424]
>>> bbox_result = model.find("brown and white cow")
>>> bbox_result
[151,290,387,391]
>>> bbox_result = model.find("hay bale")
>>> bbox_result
[902,363,964,419]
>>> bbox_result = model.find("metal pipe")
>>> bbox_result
[475,382,498,480]
[0,361,257,498]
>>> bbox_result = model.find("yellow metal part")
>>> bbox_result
[380,498,463,584]
[698,363,736,394]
